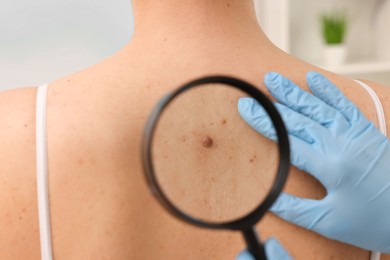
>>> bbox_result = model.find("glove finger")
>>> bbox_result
[264,72,347,129]
[235,239,292,260]
[238,98,331,187]
[236,250,255,260]
[238,98,324,144]
[306,72,367,124]
[270,192,320,230]
[273,104,330,186]
[289,136,330,188]
[274,103,326,144]
[264,238,292,260]
[238,97,278,141]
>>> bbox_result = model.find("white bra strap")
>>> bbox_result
[353,80,386,260]
[353,80,387,137]
[36,84,53,260]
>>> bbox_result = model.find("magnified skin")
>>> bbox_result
[152,84,279,224]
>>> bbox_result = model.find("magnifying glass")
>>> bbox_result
[142,76,290,260]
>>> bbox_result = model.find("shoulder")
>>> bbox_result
[0,86,39,178]
[357,79,390,99]
[0,86,42,259]
[0,86,38,116]
[0,86,38,158]
[355,79,390,128]
[356,79,390,98]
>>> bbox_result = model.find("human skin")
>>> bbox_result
[0,0,389,259]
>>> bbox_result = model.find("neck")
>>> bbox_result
[128,0,271,47]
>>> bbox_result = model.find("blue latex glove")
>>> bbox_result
[238,72,390,253]
[236,238,292,260]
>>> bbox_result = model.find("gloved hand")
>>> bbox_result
[236,238,291,260]
[237,71,390,253]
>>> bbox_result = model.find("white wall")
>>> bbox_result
[255,0,390,85]
[0,0,133,91]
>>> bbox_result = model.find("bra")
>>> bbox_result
[35,80,387,260]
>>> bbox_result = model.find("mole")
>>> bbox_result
[201,136,213,148]
[249,154,257,163]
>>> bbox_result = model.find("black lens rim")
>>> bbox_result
[142,76,290,231]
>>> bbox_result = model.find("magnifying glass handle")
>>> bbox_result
[242,227,267,260]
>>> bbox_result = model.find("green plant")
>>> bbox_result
[321,11,347,45]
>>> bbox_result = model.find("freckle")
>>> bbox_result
[78,158,85,165]
[201,136,213,148]
[249,159,254,163]
[22,208,26,213]
[221,119,227,125]
[89,158,97,165]
[24,124,28,128]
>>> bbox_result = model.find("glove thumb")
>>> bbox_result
[264,238,292,260]
[235,238,292,260]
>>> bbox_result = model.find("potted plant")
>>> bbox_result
[320,11,348,65]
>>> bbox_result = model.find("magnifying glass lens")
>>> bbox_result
[152,83,280,224]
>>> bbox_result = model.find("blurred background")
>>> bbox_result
[256,0,390,86]
[0,0,390,91]
[0,0,133,90]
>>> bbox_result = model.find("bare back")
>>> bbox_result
[1,36,390,259]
